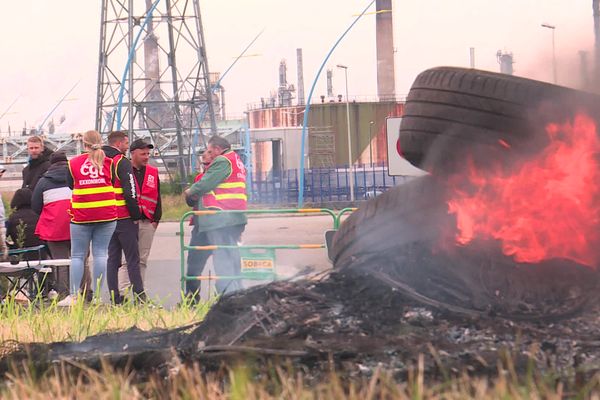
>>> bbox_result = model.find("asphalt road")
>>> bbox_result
[142,215,336,307]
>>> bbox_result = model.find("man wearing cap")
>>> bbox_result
[103,131,145,303]
[118,139,161,293]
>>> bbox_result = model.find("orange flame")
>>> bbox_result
[447,113,600,267]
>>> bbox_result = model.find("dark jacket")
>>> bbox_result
[31,162,72,241]
[7,188,46,260]
[22,147,53,190]
[101,146,142,220]
[31,162,70,214]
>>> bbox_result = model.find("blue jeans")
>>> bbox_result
[70,221,117,295]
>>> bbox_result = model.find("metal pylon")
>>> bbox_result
[95,0,218,183]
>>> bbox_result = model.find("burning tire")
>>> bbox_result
[399,67,600,172]
[331,175,600,320]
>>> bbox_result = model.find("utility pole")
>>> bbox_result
[337,64,355,202]
[541,23,557,84]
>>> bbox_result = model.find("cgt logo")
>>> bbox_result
[80,160,104,179]
[146,174,156,188]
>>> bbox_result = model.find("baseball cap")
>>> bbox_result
[130,138,154,152]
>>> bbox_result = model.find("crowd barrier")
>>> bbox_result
[178,208,356,293]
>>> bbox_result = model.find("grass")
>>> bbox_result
[161,194,191,222]
[0,293,211,343]
[0,352,597,399]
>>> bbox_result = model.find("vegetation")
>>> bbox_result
[0,294,210,343]
[0,348,597,398]
[161,193,191,222]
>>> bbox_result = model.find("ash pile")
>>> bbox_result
[3,67,600,381]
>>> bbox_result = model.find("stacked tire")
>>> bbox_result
[331,67,600,319]
[398,67,600,173]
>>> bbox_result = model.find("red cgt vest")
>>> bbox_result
[202,151,247,210]
[136,164,160,221]
[112,153,136,219]
[68,154,117,224]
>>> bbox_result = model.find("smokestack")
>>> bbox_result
[594,0,600,85]
[469,47,475,68]
[296,48,305,106]
[144,0,162,103]
[496,50,514,75]
[327,69,334,98]
[376,0,396,101]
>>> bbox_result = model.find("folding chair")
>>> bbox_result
[0,245,53,301]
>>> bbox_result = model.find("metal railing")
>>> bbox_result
[249,165,410,205]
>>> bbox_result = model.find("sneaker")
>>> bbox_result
[57,294,76,307]
[47,290,59,301]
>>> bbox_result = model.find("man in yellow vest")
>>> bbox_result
[184,136,247,296]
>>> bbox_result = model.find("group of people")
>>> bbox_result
[0,132,247,305]
[0,132,162,305]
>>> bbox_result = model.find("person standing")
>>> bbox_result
[102,131,145,304]
[185,150,213,301]
[118,138,161,294]
[184,136,247,295]
[0,167,7,261]
[32,151,91,297]
[22,135,53,190]
[58,130,117,306]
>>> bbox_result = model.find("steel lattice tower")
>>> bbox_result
[95,0,218,182]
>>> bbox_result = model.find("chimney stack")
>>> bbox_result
[376,0,396,101]
[296,48,305,106]
[594,0,600,86]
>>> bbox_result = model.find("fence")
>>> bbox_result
[249,164,411,205]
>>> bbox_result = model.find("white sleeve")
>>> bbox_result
[0,194,5,226]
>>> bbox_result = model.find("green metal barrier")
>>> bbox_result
[334,207,358,229]
[179,208,339,292]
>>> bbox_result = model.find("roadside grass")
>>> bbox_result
[0,293,211,343]
[1,353,596,399]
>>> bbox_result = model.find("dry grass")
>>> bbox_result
[1,355,596,399]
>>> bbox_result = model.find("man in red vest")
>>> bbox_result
[184,135,247,296]
[184,150,213,301]
[118,138,161,294]
[102,131,145,303]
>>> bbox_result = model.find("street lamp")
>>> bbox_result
[541,23,557,84]
[368,120,374,168]
[368,120,375,197]
[337,64,355,202]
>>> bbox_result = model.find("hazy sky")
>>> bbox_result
[0,0,594,133]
